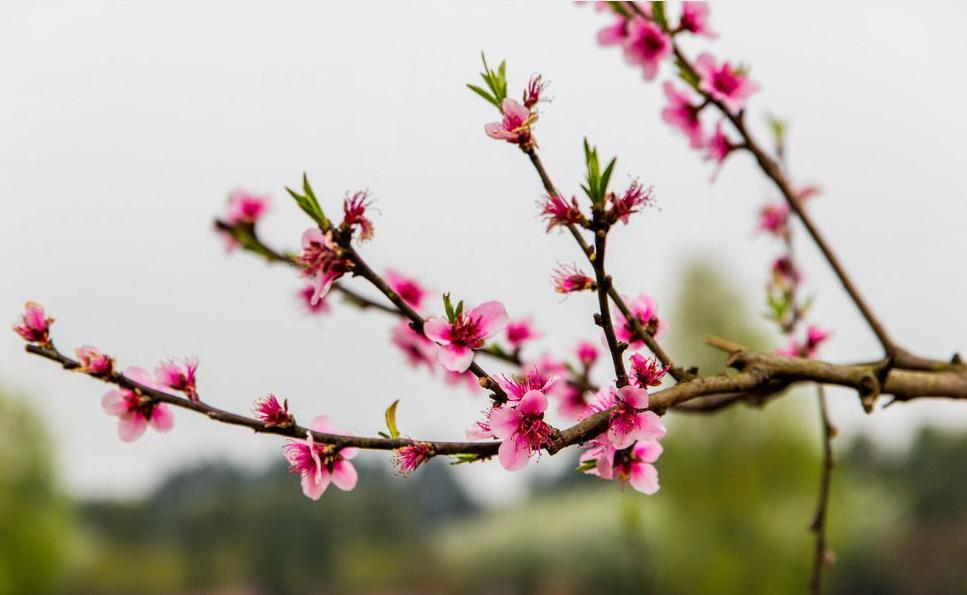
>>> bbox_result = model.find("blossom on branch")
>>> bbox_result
[704,121,736,180]
[154,357,199,401]
[341,190,375,241]
[490,390,555,471]
[300,228,353,306]
[576,341,599,368]
[253,394,294,428]
[758,201,790,236]
[12,301,52,344]
[506,318,541,350]
[614,293,667,348]
[629,353,668,388]
[225,190,270,226]
[392,321,437,372]
[591,385,666,450]
[608,180,656,224]
[385,269,428,311]
[623,17,672,81]
[553,264,596,294]
[101,367,174,442]
[283,415,359,501]
[580,437,663,495]
[661,81,705,148]
[485,98,537,147]
[393,442,434,476]
[680,2,716,38]
[541,194,586,231]
[694,52,760,112]
[75,345,115,378]
[522,74,546,109]
[424,300,509,373]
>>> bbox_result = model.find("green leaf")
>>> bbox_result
[385,399,400,439]
[575,459,597,473]
[454,300,464,320]
[285,173,329,228]
[651,1,668,31]
[467,84,499,108]
[450,453,483,465]
[443,293,456,323]
[675,56,701,91]
[606,1,630,18]
[600,157,617,199]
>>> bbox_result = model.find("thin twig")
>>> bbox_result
[809,385,836,594]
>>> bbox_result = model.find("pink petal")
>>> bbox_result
[634,439,664,463]
[101,391,126,415]
[638,411,667,441]
[301,227,325,249]
[118,414,147,442]
[489,406,522,440]
[422,317,452,345]
[498,438,531,471]
[310,415,334,434]
[150,404,174,432]
[340,446,360,460]
[468,301,509,339]
[617,385,649,409]
[436,344,474,373]
[123,366,156,389]
[330,460,358,491]
[301,469,329,501]
[629,462,660,495]
[518,390,548,416]
[485,122,513,140]
[596,453,614,479]
[501,98,531,123]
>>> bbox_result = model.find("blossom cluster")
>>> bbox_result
[592,2,759,180]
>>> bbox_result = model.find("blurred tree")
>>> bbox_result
[0,389,74,595]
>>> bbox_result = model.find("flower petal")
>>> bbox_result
[150,404,174,432]
[498,437,531,471]
[436,344,474,373]
[468,301,509,339]
[629,462,660,495]
[118,414,147,442]
[489,406,522,440]
[330,460,358,491]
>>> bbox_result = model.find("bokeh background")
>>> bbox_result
[1,2,966,593]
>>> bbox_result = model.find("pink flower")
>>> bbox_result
[385,269,428,311]
[576,341,599,368]
[623,17,672,81]
[297,284,331,315]
[393,442,434,476]
[466,406,496,440]
[154,357,199,401]
[506,318,540,349]
[771,256,800,289]
[608,180,656,224]
[679,2,716,38]
[598,15,630,47]
[758,202,789,236]
[693,52,760,112]
[523,74,546,109]
[590,385,666,450]
[253,394,294,428]
[704,121,735,180]
[497,368,559,401]
[484,98,536,146]
[300,228,352,306]
[541,194,586,231]
[553,264,596,294]
[614,293,667,348]
[13,301,52,344]
[282,415,359,501]
[629,353,668,388]
[225,190,270,225]
[342,190,375,241]
[75,345,114,377]
[557,384,593,420]
[806,325,831,355]
[489,390,555,471]
[424,301,509,372]
[661,81,705,148]
[101,367,175,442]
[581,437,663,495]
[391,321,437,372]
[444,370,483,393]
[777,325,831,359]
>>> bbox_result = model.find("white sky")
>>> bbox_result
[1,1,965,503]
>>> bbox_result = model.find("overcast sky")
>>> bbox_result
[2,2,965,503]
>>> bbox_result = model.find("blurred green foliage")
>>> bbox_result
[0,389,74,595]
